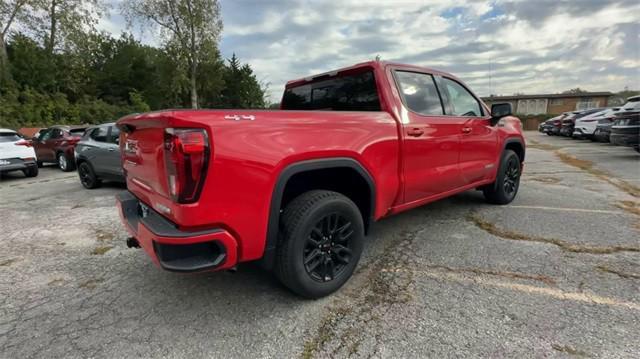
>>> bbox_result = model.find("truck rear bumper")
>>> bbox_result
[116,191,238,272]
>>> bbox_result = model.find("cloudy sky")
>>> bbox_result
[100,0,639,102]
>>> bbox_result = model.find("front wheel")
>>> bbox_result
[483,149,521,205]
[275,190,364,299]
[78,162,101,189]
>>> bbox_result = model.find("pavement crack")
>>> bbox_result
[614,200,640,216]
[301,230,419,359]
[0,258,19,267]
[551,343,591,357]
[553,151,640,198]
[596,265,640,280]
[468,213,640,254]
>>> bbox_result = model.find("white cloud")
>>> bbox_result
[101,0,640,102]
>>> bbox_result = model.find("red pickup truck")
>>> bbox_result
[116,61,524,298]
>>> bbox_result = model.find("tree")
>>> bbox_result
[562,88,588,94]
[0,0,35,84]
[220,53,266,108]
[122,0,223,109]
[32,0,105,54]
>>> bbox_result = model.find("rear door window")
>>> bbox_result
[281,70,381,111]
[108,126,120,144]
[50,129,63,139]
[90,127,109,142]
[394,71,444,115]
[440,78,483,117]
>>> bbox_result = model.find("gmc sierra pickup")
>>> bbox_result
[115,61,525,298]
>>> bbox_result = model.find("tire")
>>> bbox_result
[22,166,38,177]
[36,160,43,168]
[483,149,521,205]
[78,161,101,189]
[275,190,364,299]
[546,132,552,136]
[57,152,75,172]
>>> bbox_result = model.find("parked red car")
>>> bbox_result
[115,61,525,298]
[32,125,88,171]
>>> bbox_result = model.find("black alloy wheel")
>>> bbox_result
[303,213,354,282]
[78,162,101,189]
[503,156,520,197]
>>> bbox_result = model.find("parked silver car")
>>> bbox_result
[74,123,124,189]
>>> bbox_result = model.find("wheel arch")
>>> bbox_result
[262,157,376,267]
[503,137,525,163]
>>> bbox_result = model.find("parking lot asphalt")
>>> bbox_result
[1,131,639,358]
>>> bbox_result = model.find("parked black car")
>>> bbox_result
[610,113,640,151]
[74,123,124,189]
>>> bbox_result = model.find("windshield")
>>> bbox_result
[69,128,88,136]
[622,97,640,111]
[281,70,381,111]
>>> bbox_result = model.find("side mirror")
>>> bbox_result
[490,103,512,125]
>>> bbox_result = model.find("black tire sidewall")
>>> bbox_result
[78,162,98,189]
[281,193,364,298]
[484,149,520,204]
[496,150,520,203]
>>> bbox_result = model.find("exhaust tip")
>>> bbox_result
[126,237,140,248]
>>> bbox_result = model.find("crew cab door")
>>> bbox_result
[105,125,123,177]
[437,77,498,184]
[394,70,465,203]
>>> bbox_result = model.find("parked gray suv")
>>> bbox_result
[74,123,124,189]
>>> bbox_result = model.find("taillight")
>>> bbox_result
[15,140,32,147]
[164,128,210,203]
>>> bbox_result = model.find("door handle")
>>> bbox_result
[108,148,116,152]
[461,127,472,134]
[407,128,424,137]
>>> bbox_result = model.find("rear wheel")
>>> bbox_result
[483,149,521,205]
[78,162,101,189]
[275,190,364,298]
[57,152,75,172]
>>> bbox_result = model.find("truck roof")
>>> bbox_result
[285,60,452,88]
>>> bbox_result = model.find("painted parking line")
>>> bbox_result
[507,205,624,215]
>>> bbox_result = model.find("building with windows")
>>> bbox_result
[481,92,614,115]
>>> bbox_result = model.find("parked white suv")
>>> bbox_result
[0,129,38,178]
[573,108,619,139]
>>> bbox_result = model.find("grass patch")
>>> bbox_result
[301,307,353,359]
[596,265,640,280]
[91,246,113,255]
[468,213,640,254]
